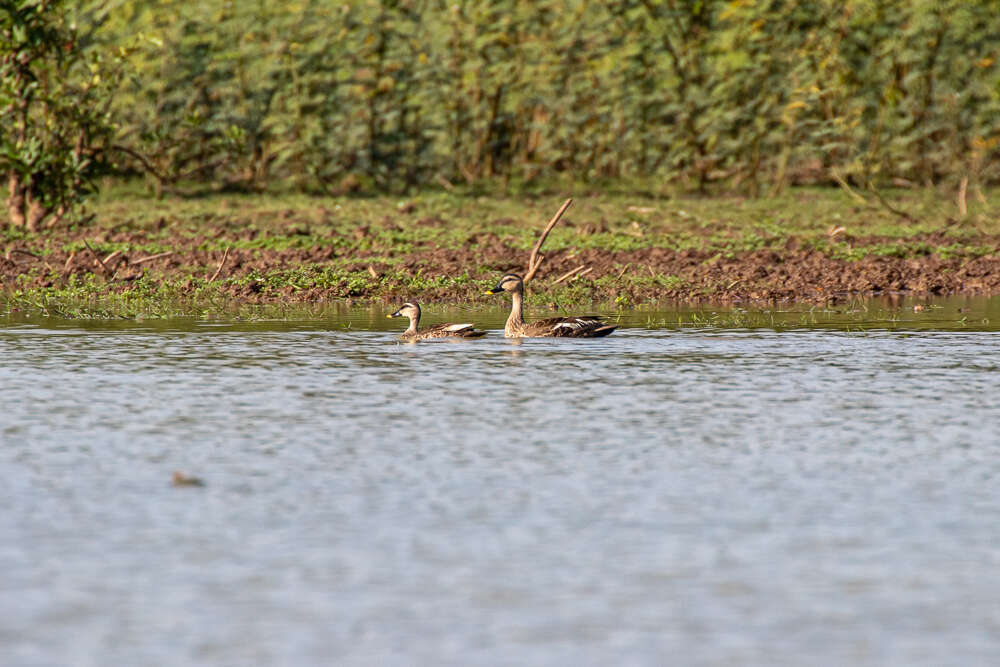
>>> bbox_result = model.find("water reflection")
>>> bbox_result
[4,293,1000,333]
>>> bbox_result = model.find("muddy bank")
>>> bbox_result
[4,227,1000,305]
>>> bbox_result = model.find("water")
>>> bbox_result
[3,297,1000,666]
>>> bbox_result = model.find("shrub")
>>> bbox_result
[1,0,128,230]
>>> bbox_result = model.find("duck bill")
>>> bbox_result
[484,285,503,295]
[387,311,401,318]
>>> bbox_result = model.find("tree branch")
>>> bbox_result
[110,144,165,182]
[524,198,572,283]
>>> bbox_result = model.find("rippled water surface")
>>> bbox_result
[3,297,1000,666]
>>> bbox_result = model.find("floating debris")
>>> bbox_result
[172,471,205,488]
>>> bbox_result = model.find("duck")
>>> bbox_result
[484,273,616,338]
[387,302,487,341]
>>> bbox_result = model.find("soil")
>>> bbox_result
[4,225,1000,305]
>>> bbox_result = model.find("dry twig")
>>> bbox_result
[209,247,231,282]
[83,240,110,276]
[62,251,76,274]
[7,248,40,261]
[553,264,587,284]
[524,198,572,282]
[102,249,125,271]
[868,184,916,222]
[830,170,868,205]
[958,176,968,217]
[435,174,455,192]
[131,251,174,265]
[974,184,988,205]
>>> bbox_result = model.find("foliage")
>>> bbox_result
[0,0,128,230]
[72,0,1000,195]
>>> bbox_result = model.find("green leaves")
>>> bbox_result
[52,0,1000,196]
[2,0,127,230]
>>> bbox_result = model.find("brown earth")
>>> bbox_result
[4,227,1000,304]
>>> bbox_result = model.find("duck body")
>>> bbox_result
[485,273,616,338]
[388,302,487,341]
[504,314,616,338]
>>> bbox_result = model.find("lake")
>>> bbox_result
[3,296,1000,666]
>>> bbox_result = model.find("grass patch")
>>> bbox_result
[3,185,1000,318]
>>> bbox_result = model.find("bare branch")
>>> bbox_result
[102,249,126,271]
[868,184,917,222]
[62,251,77,274]
[111,144,165,182]
[82,239,109,276]
[553,264,587,284]
[131,251,174,265]
[830,169,868,205]
[524,198,572,283]
[8,248,40,261]
[957,176,968,218]
[209,247,231,282]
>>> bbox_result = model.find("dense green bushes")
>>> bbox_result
[48,0,1000,195]
[1,0,127,229]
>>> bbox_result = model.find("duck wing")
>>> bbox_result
[529,316,616,337]
[419,323,487,339]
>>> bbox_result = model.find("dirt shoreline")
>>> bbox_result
[4,229,1000,307]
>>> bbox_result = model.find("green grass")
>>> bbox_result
[79,183,1000,250]
[3,184,1000,318]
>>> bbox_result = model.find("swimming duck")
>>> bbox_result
[387,302,487,340]
[484,273,616,338]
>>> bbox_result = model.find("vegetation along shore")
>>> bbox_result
[2,2,999,318]
[3,187,999,319]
